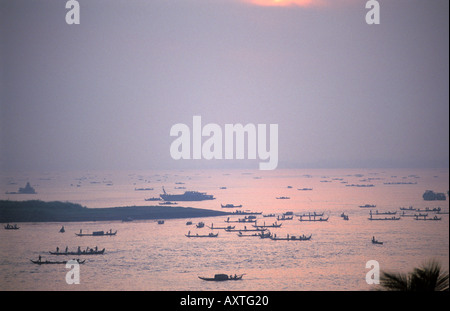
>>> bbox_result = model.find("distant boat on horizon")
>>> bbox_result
[160,187,215,201]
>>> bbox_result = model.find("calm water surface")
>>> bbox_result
[0,168,448,290]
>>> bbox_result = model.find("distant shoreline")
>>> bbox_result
[0,200,230,223]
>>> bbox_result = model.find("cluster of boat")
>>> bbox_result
[4,224,19,230]
[30,227,115,264]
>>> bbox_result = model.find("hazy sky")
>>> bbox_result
[1,0,448,171]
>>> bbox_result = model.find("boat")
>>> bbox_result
[399,206,416,211]
[416,207,441,212]
[368,216,400,221]
[258,231,272,239]
[370,210,397,215]
[4,224,20,230]
[423,190,446,201]
[207,224,235,230]
[198,274,244,281]
[145,197,161,201]
[18,182,36,194]
[186,221,193,225]
[298,216,329,222]
[297,188,313,191]
[159,201,178,205]
[196,222,205,228]
[231,210,262,215]
[135,187,153,191]
[225,227,266,232]
[224,217,256,223]
[157,220,165,224]
[75,230,117,236]
[237,232,260,237]
[277,215,293,221]
[276,196,290,200]
[263,213,276,217]
[160,187,215,201]
[31,258,86,265]
[253,222,282,228]
[49,248,105,255]
[371,237,383,245]
[185,232,218,238]
[221,204,242,208]
[299,212,324,217]
[270,234,312,241]
[414,215,442,221]
[59,226,65,233]
[359,204,376,208]
[340,213,349,220]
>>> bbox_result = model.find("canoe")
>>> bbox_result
[185,232,218,238]
[49,248,105,255]
[75,231,117,236]
[31,259,86,265]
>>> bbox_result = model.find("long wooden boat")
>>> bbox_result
[221,204,242,208]
[270,234,312,241]
[253,222,282,228]
[49,248,105,255]
[237,232,260,237]
[75,230,117,236]
[368,216,400,221]
[225,227,266,232]
[31,258,86,265]
[207,224,235,230]
[298,217,328,222]
[185,232,218,238]
[4,224,20,230]
[198,274,244,281]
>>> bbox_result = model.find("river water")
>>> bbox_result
[0,168,448,291]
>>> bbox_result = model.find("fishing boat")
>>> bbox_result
[276,196,290,200]
[258,231,272,239]
[414,215,442,221]
[370,210,397,215]
[157,220,165,224]
[253,222,282,228]
[300,212,324,217]
[207,224,235,230]
[368,216,400,221]
[49,248,105,255]
[144,197,161,201]
[4,224,20,230]
[270,234,312,241]
[31,258,86,265]
[225,227,266,232]
[159,201,177,205]
[237,232,260,237]
[75,230,117,236]
[185,232,218,238]
[359,204,376,208]
[198,274,244,281]
[298,216,328,222]
[263,213,276,217]
[221,204,242,208]
[372,237,383,245]
[59,226,65,233]
[231,210,262,215]
[196,222,205,228]
[399,206,416,211]
[224,217,256,223]
[277,215,293,221]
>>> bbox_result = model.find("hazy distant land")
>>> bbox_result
[0,200,230,223]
